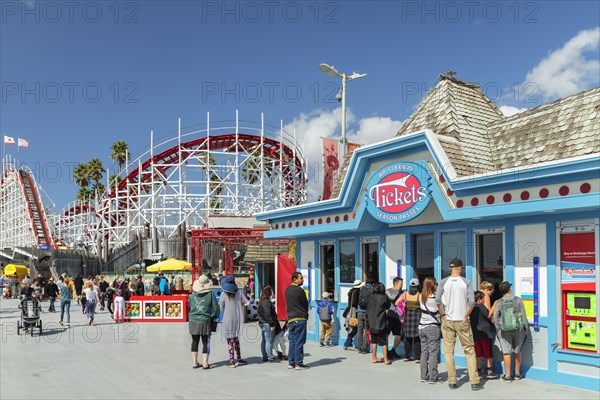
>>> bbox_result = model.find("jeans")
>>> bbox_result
[442,319,480,385]
[288,320,307,367]
[344,326,358,348]
[48,296,56,312]
[357,311,369,352]
[60,300,71,323]
[260,322,274,361]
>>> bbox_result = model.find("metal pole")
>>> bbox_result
[340,73,347,160]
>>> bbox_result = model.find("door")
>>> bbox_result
[362,240,379,282]
[475,230,504,303]
[320,243,335,294]
[413,233,434,285]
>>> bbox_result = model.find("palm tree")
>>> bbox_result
[241,149,275,185]
[109,173,121,191]
[199,152,223,210]
[92,182,106,198]
[110,140,130,174]
[73,163,90,187]
[76,187,93,203]
[87,158,104,186]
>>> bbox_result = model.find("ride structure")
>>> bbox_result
[53,112,307,256]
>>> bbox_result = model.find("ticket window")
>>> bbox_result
[320,244,335,295]
[413,233,434,285]
[362,240,379,282]
[475,230,504,304]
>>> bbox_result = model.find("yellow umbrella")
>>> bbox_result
[146,258,192,272]
[4,264,29,277]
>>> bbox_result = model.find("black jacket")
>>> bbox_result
[257,298,278,327]
[285,284,308,321]
[135,281,145,296]
[367,293,390,333]
[99,281,109,293]
[45,283,59,298]
[74,276,84,290]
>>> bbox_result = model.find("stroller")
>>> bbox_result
[17,296,43,336]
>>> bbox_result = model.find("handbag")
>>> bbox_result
[210,317,218,332]
[347,290,359,327]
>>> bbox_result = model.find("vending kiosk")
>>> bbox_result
[562,282,597,352]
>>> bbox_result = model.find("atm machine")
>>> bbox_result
[563,282,597,352]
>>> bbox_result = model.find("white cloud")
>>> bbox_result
[498,105,528,117]
[524,27,600,100]
[284,109,402,202]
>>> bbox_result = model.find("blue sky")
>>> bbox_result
[1,0,599,209]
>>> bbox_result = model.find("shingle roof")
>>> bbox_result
[330,75,599,198]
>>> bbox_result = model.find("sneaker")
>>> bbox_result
[228,361,238,368]
[343,346,348,350]
[268,359,280,363]
[294,364,309,370]
[277,351,283,360]
[237,359,248,365]
[429,378,444,384]
[319,342,325,347]
[501,375,513,383]
[471,384,483,391]
[448,383,457,389]
[486,371,499,379]
[514,373,523,380]
[282,355,289,361]
[420,379,427,383]
[287,365,294,369]
[326,343,333,347]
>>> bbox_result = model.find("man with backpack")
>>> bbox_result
[357,279,375,354]
[493,281,528,382]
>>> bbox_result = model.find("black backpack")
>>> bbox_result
[358,285,373,310]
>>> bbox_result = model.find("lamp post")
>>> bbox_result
[319,63,366,160]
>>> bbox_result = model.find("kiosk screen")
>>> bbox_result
[574,297,591,309]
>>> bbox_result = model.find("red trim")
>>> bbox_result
[486,195,495,204]
[503,193,512,203]
[520,191,530,200]
[580,183,591,193]
[539,188,549,198]
[471,198,479,206]
[559,186,569,196]
[456,199,464,208]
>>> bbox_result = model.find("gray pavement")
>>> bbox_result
[1,298,597,400]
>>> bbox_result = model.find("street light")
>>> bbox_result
[319,63,367,160]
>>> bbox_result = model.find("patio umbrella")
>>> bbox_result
[146,258,192,272]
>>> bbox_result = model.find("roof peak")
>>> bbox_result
[437,72,480,89]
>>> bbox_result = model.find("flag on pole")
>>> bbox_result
[4,135,16,145]
[18,138,29,148]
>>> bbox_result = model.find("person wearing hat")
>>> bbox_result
[435,258,482,391]
[342,280,364,350]
[398,278,422,362]
[219,275,250,368]
[189,275,220,369]
[492,281,528,382]
[135,275,145,296]
[45,277,59,313]
[317,291,334,347]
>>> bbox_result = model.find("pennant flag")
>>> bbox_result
[4,135,16,145]
[321,138,339,200]
[18,138,29,148]
[347,141,361,155]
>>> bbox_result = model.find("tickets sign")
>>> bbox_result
[365,161,431,224]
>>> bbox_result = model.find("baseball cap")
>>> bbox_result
[322,291,330,299]
[409,278,420,287]
[449,258,464,268]
[499,281,512,295]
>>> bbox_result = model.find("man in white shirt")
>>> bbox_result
[435,258,481,391]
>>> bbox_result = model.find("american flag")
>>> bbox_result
[18,138,29,148]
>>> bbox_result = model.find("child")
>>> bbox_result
[493,281,528,382]
[470,291,499,379]
[272,321,288,360]
[317,292,334,347]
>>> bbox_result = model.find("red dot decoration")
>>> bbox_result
[318,218,322,224]
[438,175,445,183]
[335,216,340,222]
[288,222,293,228]
[520,191,530,200]
[353,213,356,219]
[343,215,349,222]
[486,195,495,204]
[539,188,549,198]
[274,224,278,230]
[456,199,464,208]
[559,186,569,196]
[302,220,306,226]
[471,198,479,206]
[503,193,512,203]
[446,188,454,197]
[310,219,314,225]
[326,217,331,223]
[580,183,591,193]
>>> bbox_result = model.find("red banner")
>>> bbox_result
[322,138,339,200]
[276,254,297,320]
[561,233,596,264]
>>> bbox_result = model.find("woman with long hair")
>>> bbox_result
[399,278,422,362]
[367,282,392,365]
[59,278,72,326]
[220,275,250,367]
[419,277,442,383]
[83,281,100,325]
[257,285,279,362]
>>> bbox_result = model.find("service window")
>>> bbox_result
[339,239,356,284]
[320,243,335,294]
[441,231,466,279]
[414,233,434,283]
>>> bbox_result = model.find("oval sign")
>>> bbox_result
[365,161,431,224]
